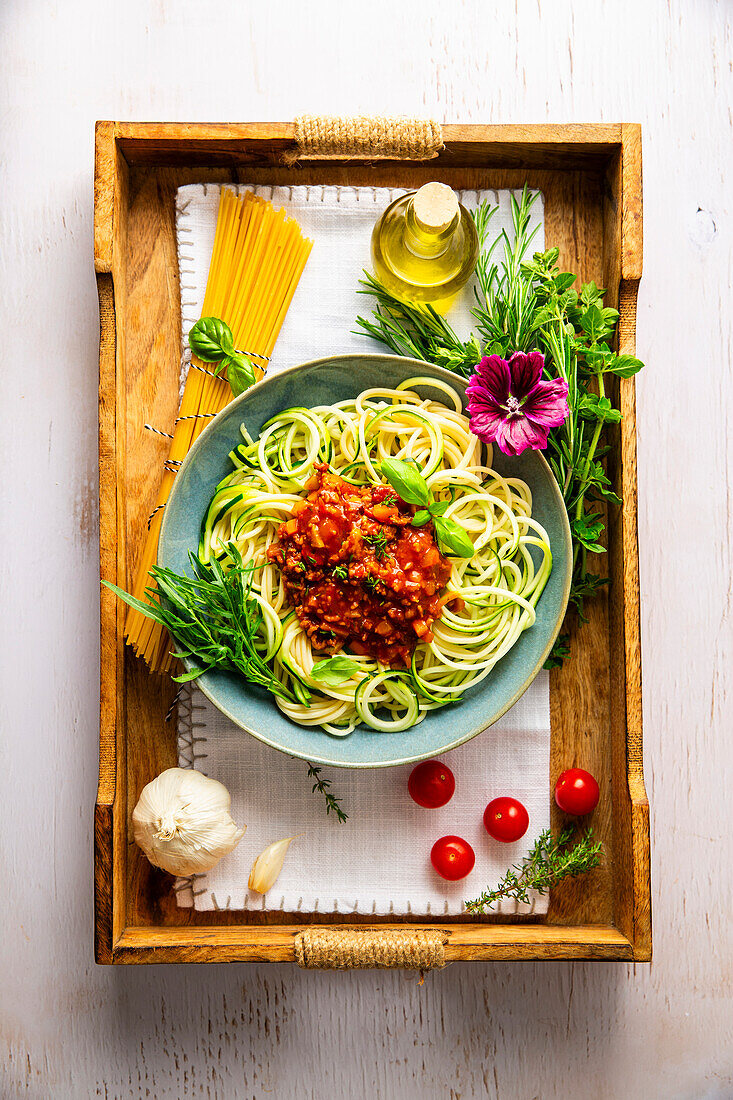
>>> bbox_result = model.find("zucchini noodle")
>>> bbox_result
[199,378,553,736]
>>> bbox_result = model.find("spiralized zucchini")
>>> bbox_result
[199,378,552,736]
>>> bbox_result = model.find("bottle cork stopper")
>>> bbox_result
[412,182,459,234]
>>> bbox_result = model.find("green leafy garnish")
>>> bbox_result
[225,352,256,397]
[102,546,299,703]
[357,187,645,666]
[432,515,474,558]
[332,564,348,581]
[543,633,570,669]
[379,457,473,559]
[189,316,235,360]
[306,762,348,823]
[188,316,255,397]
[363,528,389,559]
[379,457,431,507]
[310,655,360,686]
[464,827,602,913]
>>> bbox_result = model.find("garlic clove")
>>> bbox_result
[132,767,245,877]
[248,837,297,894]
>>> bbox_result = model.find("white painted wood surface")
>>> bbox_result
[1,0,731,1095]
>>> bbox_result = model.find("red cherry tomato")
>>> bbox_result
[554,768,600,815]
[408,760,456,808]
[430,835,475,880]
[483,796,529,842]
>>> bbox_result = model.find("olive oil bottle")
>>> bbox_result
[370,182,479,307]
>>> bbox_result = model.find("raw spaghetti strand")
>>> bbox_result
[125,188,313,673]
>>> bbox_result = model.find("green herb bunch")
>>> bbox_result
[103,546,297,700]
[105,551,352,821]
[355,188,644,666]
[464,827,602,913]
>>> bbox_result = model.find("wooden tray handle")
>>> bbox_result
[294,928,447,970]
[284,115,443,164]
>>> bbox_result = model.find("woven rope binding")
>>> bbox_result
[294,928,447,970]
[284,115,443,165]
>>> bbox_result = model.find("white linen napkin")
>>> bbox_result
[174,183,549,916]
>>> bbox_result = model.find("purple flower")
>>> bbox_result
[466,352,569,457]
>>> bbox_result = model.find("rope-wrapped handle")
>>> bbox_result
[284,115,443,165]
[294,928,447,970]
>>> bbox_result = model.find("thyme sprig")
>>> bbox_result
[464,827,602,913]
[363,528,389,559]
[306,763,348,823]
[355,186,644,665]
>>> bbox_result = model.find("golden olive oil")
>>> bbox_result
[371,182,479,308]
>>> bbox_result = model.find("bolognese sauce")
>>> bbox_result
[268,465,452,666]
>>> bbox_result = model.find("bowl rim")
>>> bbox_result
[159,352,572,769]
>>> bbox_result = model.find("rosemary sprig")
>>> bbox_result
[464,827,602,913]
[355,186,644,666]
[306,762,348,823]
[355,271,483,376]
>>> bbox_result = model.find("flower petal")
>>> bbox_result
[467,392,505,443]
[508,351,544,400]
[523,378,570,429]
[471,356,511,404]
[495,415,550,456]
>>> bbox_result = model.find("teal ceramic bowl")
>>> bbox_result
[159,354,571,768]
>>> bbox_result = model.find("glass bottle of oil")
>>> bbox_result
[370,182,479,308]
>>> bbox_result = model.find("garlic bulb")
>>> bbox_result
[248,837,297,894]
[132,767,245,876]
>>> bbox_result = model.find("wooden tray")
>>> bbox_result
[95,122,650,965]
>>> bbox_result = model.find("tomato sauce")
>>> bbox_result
[268,465,452,666]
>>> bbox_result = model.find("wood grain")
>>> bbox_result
[3,0,732,1095]
[95,128,646,957]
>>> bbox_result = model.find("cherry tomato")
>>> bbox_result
[483,796,529,842]
[408,760,456,808]
[430,835,475,880]
[554,768,600,815]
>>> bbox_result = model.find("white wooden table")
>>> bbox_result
[2,1,732,1096]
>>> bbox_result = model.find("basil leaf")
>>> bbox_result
[225,353,256,397]
[189,317,235,362]
[432,516,474,558]
[379,457,431,507]
[310,655,360,686]
[411,509,431,526]
[428,498,451,517]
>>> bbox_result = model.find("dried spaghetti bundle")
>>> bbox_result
[126,188,313,672]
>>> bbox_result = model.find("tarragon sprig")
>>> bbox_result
[464,827,602,913]
[103,545,299,702]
